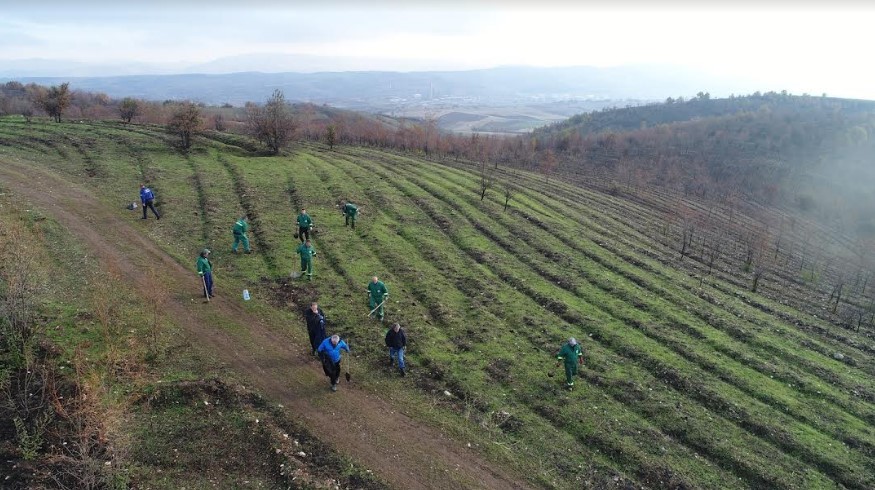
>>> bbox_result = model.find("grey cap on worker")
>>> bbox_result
[569,337,577,346]
[201,248,211,255]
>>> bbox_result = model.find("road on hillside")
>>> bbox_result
[0,161,536,490]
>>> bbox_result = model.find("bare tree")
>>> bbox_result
[700,237,722,286]
[35,82,72,122]
[167,102,201,150]
[11,98,34,123]
[212,113,226,132]
[828,273,846,315]
[247,89,295,154]
[118,97,139,123]
[478,159,495,201]
[539,149,557,184]
[503,179,515,212]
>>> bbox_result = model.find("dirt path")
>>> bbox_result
[0,161,536,490]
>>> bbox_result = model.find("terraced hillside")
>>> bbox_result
[1,116,873,489]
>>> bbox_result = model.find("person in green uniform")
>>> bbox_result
[232,215,251,254]
[340,200,359,229]
[296,208,313,243]
[556,337,584,390]
[296,239,316,279]
[367,276,389,321]
[196,249,214,298]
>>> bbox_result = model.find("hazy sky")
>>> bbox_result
[2,1,874,99]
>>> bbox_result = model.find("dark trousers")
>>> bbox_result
[320,354,341,385]
[298,226,310,242]
[143,199,160,219]
[202,272,213,297]
[308,328,326,354]
[345,214,356,228]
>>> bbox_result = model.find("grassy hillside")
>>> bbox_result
[524,93,875,237]
[1,116,874,489]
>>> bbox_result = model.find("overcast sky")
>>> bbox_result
[2,1,874,99]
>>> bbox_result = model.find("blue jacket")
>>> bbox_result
[140,187,155,203]
[317,337,349,363]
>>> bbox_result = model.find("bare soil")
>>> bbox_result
[0,161,535,490]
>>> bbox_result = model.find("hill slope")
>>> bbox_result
[1,117,874,489]
[525,93,875,236]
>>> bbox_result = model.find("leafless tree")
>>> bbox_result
[167,102,201,150]
[212,113,226,132]
[246,89,295,154]
[478,159,495,201]
[828,273,846,314]
[34,82,72,122]
[539,149,557,184]
[503,178,515,212]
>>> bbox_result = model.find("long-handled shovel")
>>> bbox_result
[201,275,210,303]
[344,354,352,383]
[367,295,388,318]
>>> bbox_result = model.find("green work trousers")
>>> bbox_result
[369,296,385,319]
[300,258,313,278]
[233,233,250,252]
[564,362,579,387]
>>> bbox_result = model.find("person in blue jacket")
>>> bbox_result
[140,184,160,219]
[316,334,350,392]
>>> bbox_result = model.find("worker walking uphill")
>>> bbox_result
[296,239,316,279]
[140,184,160,219]
[340,200,359,229]
[367,276,389,321]
[232,216,251,254]
[304,302,327,355]
[296,208,313,243]
[196,249,214,298]
[556,337,584,390]
[385,322,407,376]
[317,334,350,392]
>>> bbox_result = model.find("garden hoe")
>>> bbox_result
[201,275,210,303]
[367,295,389,318]
[345,354,352,383]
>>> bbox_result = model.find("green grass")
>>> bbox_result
[1,116,873,489]
[0,118,386,490]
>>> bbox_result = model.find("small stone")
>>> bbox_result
[833,352,845,361]
[296,451,306,457]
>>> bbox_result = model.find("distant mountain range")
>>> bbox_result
[1,65,762,109]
